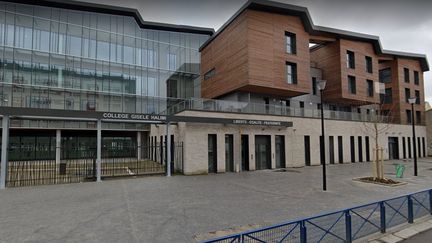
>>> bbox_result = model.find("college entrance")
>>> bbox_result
[255,135,271,170]
[388,137,399,160]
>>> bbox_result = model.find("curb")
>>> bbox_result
[365,217,432,243]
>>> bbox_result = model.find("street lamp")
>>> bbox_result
[408,97,418,176]
[317,80,327,191]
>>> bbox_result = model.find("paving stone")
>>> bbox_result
[410,221,432,233]
[393,228,419,239]
[378,234,404,243]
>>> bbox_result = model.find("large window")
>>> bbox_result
[415,90,420,104]
[405,88,410,103]
[366,80,374,97]
[406,110,412,124]
[348,75,356,94]
[312,77,317,95]
[380,88,392,104]
[346,50,355,69]
[286,62,297,84]
[365,56,373,73]
[285,31,296,54]
[0,2,210,114]
[404,68,410,83]
[414,71,420,85]
[379,68,391,83]
[416,111,421,124]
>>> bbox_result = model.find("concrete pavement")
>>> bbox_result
[0,158,431,242]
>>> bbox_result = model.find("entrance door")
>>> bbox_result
[255,135,271,170]
[388,137,399,160]
[241,135,249,171]
[208,134,217,173]
[275,135,285,168]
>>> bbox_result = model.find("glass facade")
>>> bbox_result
[0,2,210,114]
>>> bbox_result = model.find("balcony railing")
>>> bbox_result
[165,98,389,123]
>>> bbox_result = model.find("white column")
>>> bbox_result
[55,130,61,164]
[166,122,171,177]
[1,115,10,189]
[137,131,142,160]
[96,119,102,182]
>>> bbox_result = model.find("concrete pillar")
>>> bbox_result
[55,130,61,164]
[137,131,142,160]
[217,133,225,173]
[249,134,256,171]
[96,119,102,182]
[234,132,241,172]
[0,115,9,189]
[166,122,171,177]
[271,134,276,169]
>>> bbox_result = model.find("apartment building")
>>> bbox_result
[0,0,429,184]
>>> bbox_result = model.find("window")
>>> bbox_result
[365,56,373,73]
[379,68,391,83]
[367,80,374,97]
[414,71,419,85]
[346,50,355,69]
[380,88,392,104]
[312,77,317,95]
[415,90,420,104]
[416,111,421,124]
[167,53,177,70]
[348,76,356,94]
[304,136,310,166]
[204,68,215,80]
[299,101,304,108]
[404,68,410,83]
[286,62,297,84]
[285,32,296,54]
[338,136,343,164]
[406,110,412,124]
[405,88,410,103]
[317,104,321,110]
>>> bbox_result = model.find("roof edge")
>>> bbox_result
[3,0,215,35]
[199,0,429,72]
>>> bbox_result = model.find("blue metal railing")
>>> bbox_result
[201,189,432,243]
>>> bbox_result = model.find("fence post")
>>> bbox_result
[345,210,352,243]
[407,195,414,223]
[300,220,307,243]
[429,190,432,215]
[380,202,386,233]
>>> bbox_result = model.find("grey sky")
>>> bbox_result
[86,0,432,102]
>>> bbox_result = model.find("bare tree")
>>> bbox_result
[362,102,396,180]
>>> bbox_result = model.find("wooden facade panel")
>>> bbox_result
[247,10,311,96]
[200,13,249,98]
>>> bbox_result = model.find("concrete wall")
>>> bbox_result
[150,110,427,175]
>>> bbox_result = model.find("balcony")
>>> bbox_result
[165,98,389,123]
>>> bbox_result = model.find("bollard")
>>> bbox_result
[407,195,414,223]
[300,221,307,243]
[380,202,386,233]
[345,210,352,243]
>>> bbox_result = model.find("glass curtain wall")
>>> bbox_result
[0,2,209,113]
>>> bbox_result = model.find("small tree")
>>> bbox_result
[362,102,396,180]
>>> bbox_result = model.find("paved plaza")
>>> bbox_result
[1,158,432,243]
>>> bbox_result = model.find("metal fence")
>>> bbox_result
[202,189,432,243]
[5,143,184,187]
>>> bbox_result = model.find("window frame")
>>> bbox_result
[404,68,410,83]
[286,62,297,84]
[285,31,297,54]
[348,75,356,94]
[346,50,355,69]
[366,79,374,97]
[414,71,420,85]
[365,56,373,73]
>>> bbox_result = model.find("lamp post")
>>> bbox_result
[408,97,417,176]
[317,80,327,191]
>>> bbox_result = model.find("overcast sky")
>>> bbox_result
[87,0,432,103]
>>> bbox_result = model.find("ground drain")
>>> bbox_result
[273,169,301,173]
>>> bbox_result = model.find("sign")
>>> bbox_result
[101,112,167,122]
